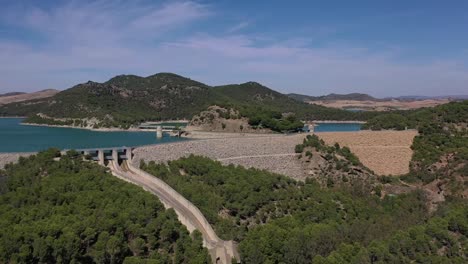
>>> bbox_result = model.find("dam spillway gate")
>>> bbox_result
[73,147,133,166]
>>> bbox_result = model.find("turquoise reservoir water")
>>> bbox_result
[0,118,187,153]
[314,122,362,132]
[344,108,365,112]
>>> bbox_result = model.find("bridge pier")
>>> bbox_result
[156,126,163,138]
[98,150,105,166]
[81,150,90,161]
[112,149,118,162]
[126,147,133,160]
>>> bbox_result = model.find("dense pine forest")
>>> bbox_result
[0,150,209,264]
[141,156,467,263]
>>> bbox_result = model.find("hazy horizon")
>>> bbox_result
[1,0,467,97]
[1,72,467,99]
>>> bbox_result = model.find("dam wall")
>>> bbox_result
[111,159,239,263]
[125,161,223,242]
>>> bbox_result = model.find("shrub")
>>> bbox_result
[295,144,304,153]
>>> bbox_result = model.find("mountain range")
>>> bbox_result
[288,93,377,102]
[0,73,371,128]
[0,92,26,97]
[288,92,468,102]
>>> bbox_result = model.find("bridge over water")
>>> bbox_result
[81,147,239,264]
[138,122,188,132]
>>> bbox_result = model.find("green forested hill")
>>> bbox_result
[0,150,209,263]
[0,73,376,128]
[0,73,221,128]
[141,155,467,263]
[213,82,377,121]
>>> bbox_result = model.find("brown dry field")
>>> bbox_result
[0,89,58,106]
[317,130,418,175]
[309,99,450,111]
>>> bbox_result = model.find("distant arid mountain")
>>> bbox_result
[0,89,59,106]
[288,92,458,111]
[0,92,26,98]
[389,95,468,101]
[288,92,377,102]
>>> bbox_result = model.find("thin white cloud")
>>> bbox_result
[227,21,249,33]
[0,1,467,97]
[131,1,210,29]
[162,35,468,96]
[2,0,211,46]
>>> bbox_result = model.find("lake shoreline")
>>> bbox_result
[311,120,367,124]
[21,120,191,132]
[21,122,143,132]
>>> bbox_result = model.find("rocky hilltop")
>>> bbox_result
[188,106,271,133]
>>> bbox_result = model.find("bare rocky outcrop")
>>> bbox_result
[189,105,271,133]
[297,135,378,191]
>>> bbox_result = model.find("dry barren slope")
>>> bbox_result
[317,130,418,175]
[310,99,450,111]
[0,89,59,106]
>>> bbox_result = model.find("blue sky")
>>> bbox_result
[0,0,467,97]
